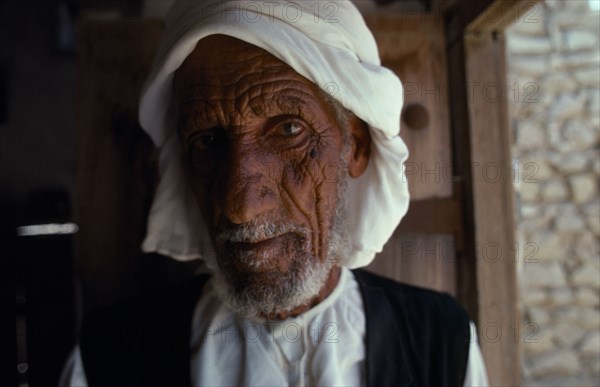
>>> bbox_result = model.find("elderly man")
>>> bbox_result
[62,1,488,386]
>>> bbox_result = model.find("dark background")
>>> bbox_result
[1,2,142,386]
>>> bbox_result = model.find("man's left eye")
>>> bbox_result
[279,122,304,136]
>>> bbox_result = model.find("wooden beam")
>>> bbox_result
[465,28,520,387]
[467,0,539,34]
[445,0,539,47]
[397,181,465,253]
[444,0,535,384]
[398,196,462,235]
[445,0,480,338]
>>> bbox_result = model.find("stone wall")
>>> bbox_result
[506,1,599,385]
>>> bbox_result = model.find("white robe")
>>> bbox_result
[61,268,489,387]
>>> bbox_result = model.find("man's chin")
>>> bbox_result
[209,255,334,317]
[225,266,295,292]
[221,251,285,274]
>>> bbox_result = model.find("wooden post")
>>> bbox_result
[445,0,539,384]
[464,30,520,386]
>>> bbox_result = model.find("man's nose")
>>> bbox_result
[218,148,277,224]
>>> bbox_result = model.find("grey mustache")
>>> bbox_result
[216,220,309,244]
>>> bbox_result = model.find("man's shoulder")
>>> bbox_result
[352,268,464,308]
[352,268,469,332]
[352,269,471,387]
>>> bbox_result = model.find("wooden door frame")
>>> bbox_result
[445,0,539,385]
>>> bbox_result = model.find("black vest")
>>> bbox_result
[80,269,470,387]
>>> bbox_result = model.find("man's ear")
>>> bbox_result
[346,115,371,178]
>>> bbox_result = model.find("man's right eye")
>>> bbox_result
[189,130,224,151]
[197,134,217,149]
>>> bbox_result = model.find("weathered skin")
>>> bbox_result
[174,35,370,319]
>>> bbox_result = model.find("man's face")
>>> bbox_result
[174,35,365,317]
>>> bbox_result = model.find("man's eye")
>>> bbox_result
[186,131,225,174]
[190,131,224,150]
[279,122,304,136]
[198,135,216,148]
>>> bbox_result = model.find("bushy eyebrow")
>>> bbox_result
[274,95,305,112]
[246,92,318,120]
[177,101,223,138]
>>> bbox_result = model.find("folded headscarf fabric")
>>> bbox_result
[138,0,409,268]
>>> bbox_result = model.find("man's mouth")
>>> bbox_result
[230,234,287,250]
[220,232,300,272]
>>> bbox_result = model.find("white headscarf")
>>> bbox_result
[138,0,409,268]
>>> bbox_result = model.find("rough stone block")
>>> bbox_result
[585,206,600,236]
[556,307,600,330]
[569,174,598,204]
[545,202,578,217]
[555,212,586,231]
[549,125,597,160]
[520,215,553,236]
[547,152,588,174]
[523,328,555,355]
[551,93,586,122]
[509,56,550,78]
[542,179,569,202]
[554,8,600,28]
[527,306,551,326]
[593,156,600,175]
[588,89,600,114]
[553,52,600,71]
[574,67,600,88]
[508,35,553,55]
[578,332,600,355]
[518,178,541,202]
[544,0,564,10]
[572,265,600,287]
[575,288,600,306]
[549,288,574,306]
[523,262,568,287]
[592,359,600,376]
[528,349,580,376]
[521,204,541,218]
[517,120,547,150]
[542,73,578,94]
[532,230,571,262]
[564,121,599,151]
[525,156,555,181]
[574,231,600,263]
[564,30,598,51]
[523,288,548,305]
[553,321,586,347]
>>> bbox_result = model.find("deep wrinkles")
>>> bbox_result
[176,36,357,316]
[180,84,314,135]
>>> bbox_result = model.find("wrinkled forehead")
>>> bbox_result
[172,35,334,130]
[174,35,318,96]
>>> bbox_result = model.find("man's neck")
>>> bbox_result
[262,265,342,320]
